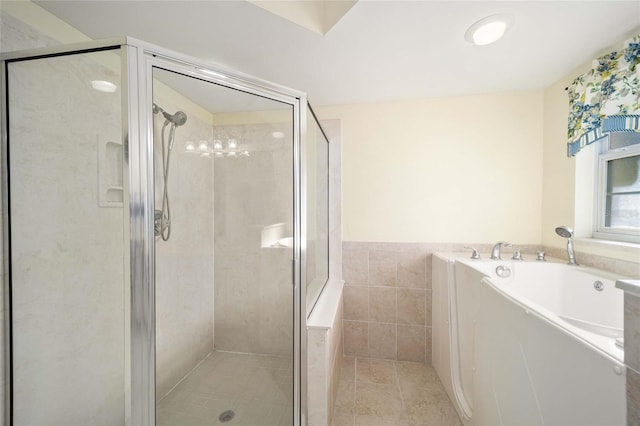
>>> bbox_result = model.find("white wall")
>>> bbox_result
[316,92,545,245]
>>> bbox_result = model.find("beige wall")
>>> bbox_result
[316,92,545,245]
[541,67,581,250]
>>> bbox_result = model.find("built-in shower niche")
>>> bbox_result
[261,222,294,248]
[98,137,123,207]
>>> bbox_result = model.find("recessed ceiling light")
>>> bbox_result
[91,80,117,93]
[465,14,513,46]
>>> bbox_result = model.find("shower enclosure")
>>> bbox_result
[1,37,329,425]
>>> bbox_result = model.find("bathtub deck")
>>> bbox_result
[156,350,293,426]
[331,357,462,426]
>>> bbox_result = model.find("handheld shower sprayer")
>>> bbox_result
[153,103,188,241]
[555,225,578,265]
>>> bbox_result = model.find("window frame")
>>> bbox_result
[593,133,640,244]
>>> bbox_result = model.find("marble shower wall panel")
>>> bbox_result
[7,51,125,425]
[152,89,215,399]
[0,11,49,423]
[214,124,293,356]
[0,11,59,52]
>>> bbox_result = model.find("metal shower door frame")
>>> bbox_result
[128,37,308,426]
[1,37,309,426]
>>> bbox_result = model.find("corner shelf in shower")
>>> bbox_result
[261,222,293,248]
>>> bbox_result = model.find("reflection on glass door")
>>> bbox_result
[152,67,295,426]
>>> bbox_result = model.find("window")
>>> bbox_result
[594,132,640,243]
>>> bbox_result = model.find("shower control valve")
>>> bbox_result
[154,209,165,238]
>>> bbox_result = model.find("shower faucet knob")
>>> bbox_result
[464,246,481,259]
[512,248,524,261]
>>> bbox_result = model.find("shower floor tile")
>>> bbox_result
[332,357,461,426]
[157,350,293,426]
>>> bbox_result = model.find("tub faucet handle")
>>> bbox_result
[536,251,546,261]
[464,246,481,259]
[512,247,524,261]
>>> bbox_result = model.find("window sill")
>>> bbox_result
[573,237,640,263]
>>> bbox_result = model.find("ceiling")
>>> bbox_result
[32,0,640,106]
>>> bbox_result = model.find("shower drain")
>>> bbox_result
[218,410,235,423]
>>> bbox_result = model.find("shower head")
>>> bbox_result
[170,111,187,126]
[161,110,187,127]
[152,103,187,127]
[555,225,578,265]
[555,225,574,238]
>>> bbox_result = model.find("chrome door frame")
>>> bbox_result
[135,39,307,425]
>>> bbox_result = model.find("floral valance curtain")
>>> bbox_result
[567,34,640,157]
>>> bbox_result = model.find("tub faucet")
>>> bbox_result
[490,241,513,260]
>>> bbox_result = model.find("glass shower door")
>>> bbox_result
[6,49,128,425]
[151,67,295,426]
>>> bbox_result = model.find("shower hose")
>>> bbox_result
[159,120,176,241]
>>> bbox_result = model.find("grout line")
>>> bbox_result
[157,350,215,403]
[393,359,409,422]
[367,285,370,325]
[352,357,358,425]
[367,290,371,359]
[395,286,399,361]
[366,248,370,285]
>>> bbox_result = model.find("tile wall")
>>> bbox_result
[342,241,640,365]
[544,246,640,277]
[342,242,436,362]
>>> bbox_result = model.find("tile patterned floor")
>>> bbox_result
[331,357,462,426]
[157,350,293,426]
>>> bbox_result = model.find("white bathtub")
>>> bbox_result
[432,254,628,426]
